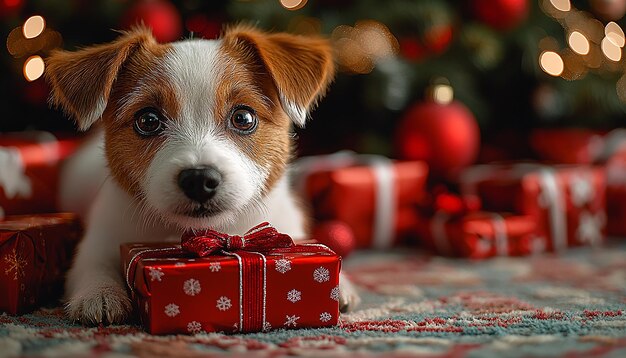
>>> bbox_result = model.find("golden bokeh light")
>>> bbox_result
[23,55,45,81]
[568,31,590,55]
[605,22,625,48]
[432,84,454,105]
[279,0,307,10]
[601,37,622,61]
[332,20,398,74]
[539,51,564,76]
[549,0,571,12]
[23,15,45,39]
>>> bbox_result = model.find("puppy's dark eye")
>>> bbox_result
[134,108,165,137]
[229,106,258,134]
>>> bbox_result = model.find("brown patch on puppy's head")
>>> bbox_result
[221,25,335,192]
[46,28,173,197]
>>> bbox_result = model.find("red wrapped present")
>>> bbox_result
[0,213,82,314]
[460,164,606,251]
[0,132,82,218]
[294,152,428,248]
[530,129,605,165]
[418,211,542,258]
[604,150,626,237]
[122,223,341,335]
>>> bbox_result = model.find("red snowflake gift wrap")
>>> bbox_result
[0,213,82,314]
[418,212,542,258]
[294,152,428,248]
[0,132,82,218]
[121,224,341,335]
[461,164,606,251]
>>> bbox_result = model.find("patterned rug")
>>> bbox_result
[1,242,626,357]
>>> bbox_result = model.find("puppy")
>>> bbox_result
[45,25,360,325]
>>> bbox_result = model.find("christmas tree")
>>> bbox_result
[2,0,626,167]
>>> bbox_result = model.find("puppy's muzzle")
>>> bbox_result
[177,167,222,203]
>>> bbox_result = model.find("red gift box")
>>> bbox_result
[460,164,606,251]
[530,129,605,165]
[418,212,542,258]
[295,152,428,248]
[121,224,341,335]
[0,213,82,314]
[0,132,82,218]
[604,151,626,237]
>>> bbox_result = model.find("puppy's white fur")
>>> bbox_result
[62,38,359,325]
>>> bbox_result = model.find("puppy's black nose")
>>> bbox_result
[177,167,222,203]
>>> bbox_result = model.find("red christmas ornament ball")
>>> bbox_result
[471,0,529,31]
[312,221,356,258]
[122,0,183,43]
[395,99,480,178]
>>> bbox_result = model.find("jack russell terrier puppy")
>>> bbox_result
[45,25,360,325]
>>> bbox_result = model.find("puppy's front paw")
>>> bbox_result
[339,276,361,313]
[66,283,132,325]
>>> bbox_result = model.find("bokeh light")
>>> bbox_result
[549,0,571,12]
[22,15,45,39]
[23,55,45,81]
[280,0,307,11]
[539,51,564,76]
[432,84,454,105]
[601,36,622,61]
[605,22,625,48]
[332,20,399,74]
[568,31,590,55]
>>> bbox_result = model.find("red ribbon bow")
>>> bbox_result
[181,222,294,257]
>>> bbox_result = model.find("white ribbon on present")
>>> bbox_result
[490,213,509,256]
[0,147,32,200]
[536,168,568,252]
[292,151,397,249]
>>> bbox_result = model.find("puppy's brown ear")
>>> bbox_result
[223,25,335,127]
[45,28,156,131]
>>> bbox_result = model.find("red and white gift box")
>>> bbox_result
[293,151,428,249]
[418,211,542,258]
[121,223,341,335]
[0,132,82,218]
[460,164,606,251]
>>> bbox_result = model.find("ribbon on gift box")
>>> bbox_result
[293,151,397,249]
[430,212,510,257]
[125,223,335,333]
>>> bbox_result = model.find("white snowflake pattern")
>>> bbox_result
[209,262,221,272]
[183,278,201,296]
[313,266,330,283]
[319,312,332,322]
[148,267,164,282]
[284,314,300,327]
[262,321,272,332]
[164,303,180,317]
[187,321,202,334]
[287,289,301,303]
[174,262,186,267]
[275,258,291,274]
[569,174,594,207]
[576,211,605,246]
[3,248,27,280]
[330,286,340,301]
[216,296,232,311]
